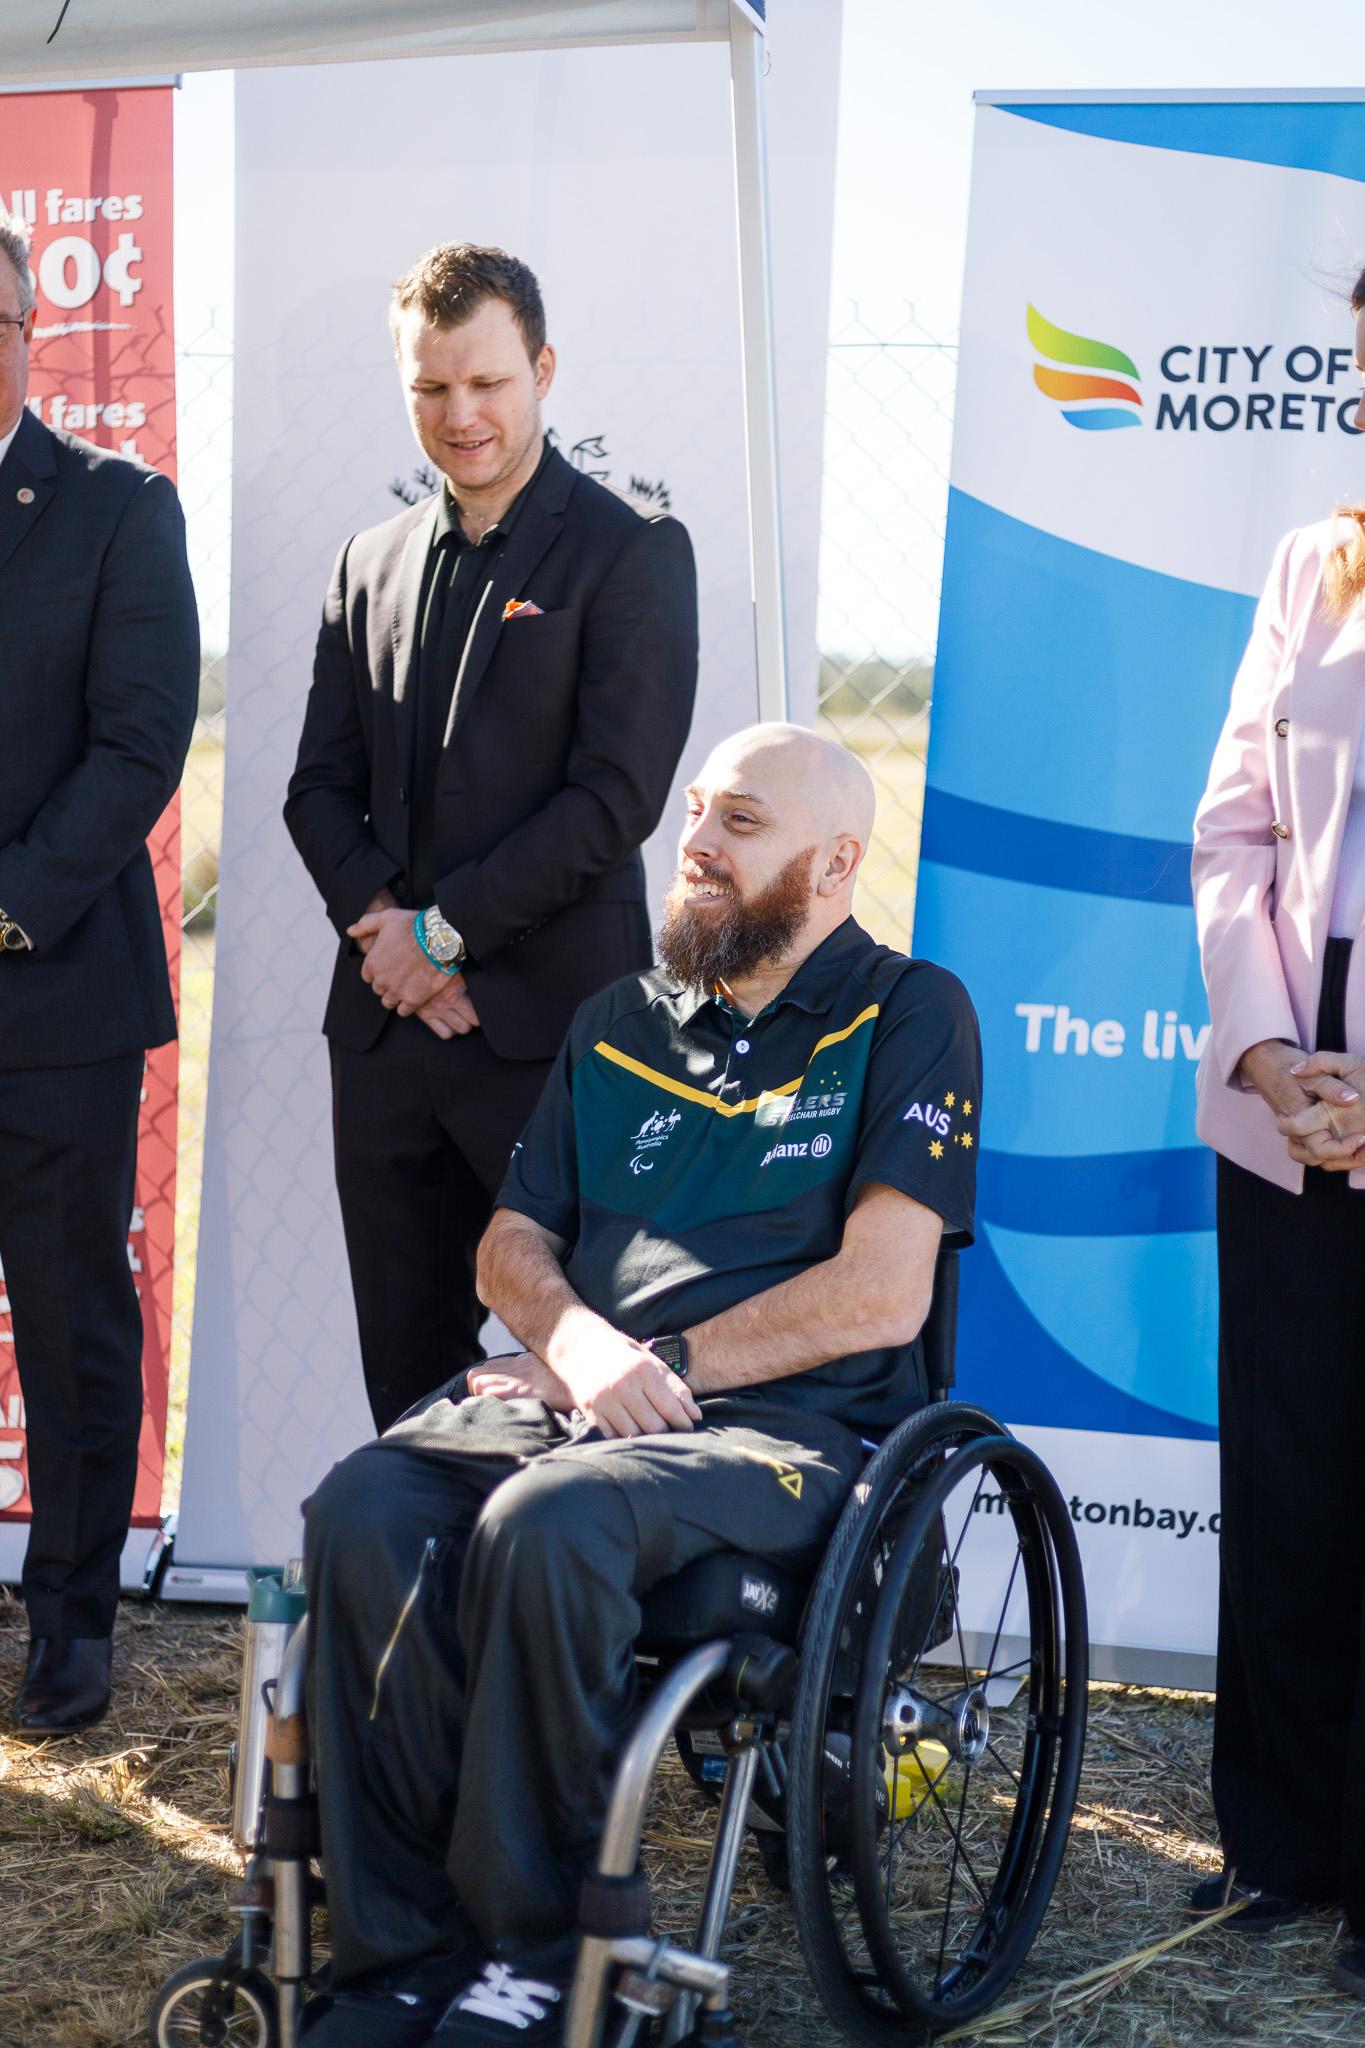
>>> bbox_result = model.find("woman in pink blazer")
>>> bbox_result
[1191,267,1365,1994]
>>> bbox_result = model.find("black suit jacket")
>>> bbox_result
[285,446,698,1062]
[0,411,199,1071]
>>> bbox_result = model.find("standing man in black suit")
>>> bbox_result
[286,244,697,1434]
[0,210,199,1733]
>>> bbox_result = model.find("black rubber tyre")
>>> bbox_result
[787,1403,1087,2043]
[148,1958,278,2048]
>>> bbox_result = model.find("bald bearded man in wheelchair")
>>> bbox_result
[300,722,982,2048]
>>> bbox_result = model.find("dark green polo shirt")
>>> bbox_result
[497,917,981,1435]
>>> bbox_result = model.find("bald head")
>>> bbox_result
[662,725,876,998]
[697,723,876,848]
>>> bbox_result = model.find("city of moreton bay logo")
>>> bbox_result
[1027,303,1142,432]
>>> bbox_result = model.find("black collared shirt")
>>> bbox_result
[410,436,553,901]
[497,917,982,1435]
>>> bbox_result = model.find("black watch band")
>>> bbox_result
[648,1332,690,1380]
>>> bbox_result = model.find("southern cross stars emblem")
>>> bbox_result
[929,1140,944,1160]
[944,1091,956,1108]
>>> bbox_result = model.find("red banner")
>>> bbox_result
[0,88,178,1528]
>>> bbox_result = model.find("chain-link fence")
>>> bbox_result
[816,302,956,950]
[167,312,233,1503]
[161,300,957,1503]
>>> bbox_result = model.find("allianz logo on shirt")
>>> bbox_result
[628,1107,682,1176]
[760,1133,834,1168]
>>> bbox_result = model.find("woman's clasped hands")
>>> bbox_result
[1275,1051,1365,1169]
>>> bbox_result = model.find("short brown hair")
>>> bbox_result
[390,243,546,361]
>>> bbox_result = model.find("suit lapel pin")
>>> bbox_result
[16,487,34,505]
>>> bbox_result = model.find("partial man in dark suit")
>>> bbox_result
[0,209,199,1733]
[285,243,698,1434]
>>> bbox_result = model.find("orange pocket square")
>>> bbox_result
[502,598,544,621]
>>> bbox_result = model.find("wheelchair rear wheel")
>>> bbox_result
[787,1402,1087,2043]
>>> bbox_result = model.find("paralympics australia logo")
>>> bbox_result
[628,1107,681,1176]
[1028,303,1143,432]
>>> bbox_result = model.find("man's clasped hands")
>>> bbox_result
[347,888,480,1040]
[1239,1038,1365,1171]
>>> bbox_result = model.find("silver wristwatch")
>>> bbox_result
[421,905,466,969]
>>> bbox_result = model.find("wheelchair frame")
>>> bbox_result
[149,1258,1090,2048]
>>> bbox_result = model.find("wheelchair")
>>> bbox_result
[149,1253,1088,2048]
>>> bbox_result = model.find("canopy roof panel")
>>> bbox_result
[0,0,764,85]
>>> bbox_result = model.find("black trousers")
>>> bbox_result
[330,1021,553,1434]
[0,1054,144,1639]
[304,1386,864,1989]
[1212,936,1365,1928]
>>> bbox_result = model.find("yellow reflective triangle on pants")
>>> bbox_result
[779,1472,803,1500]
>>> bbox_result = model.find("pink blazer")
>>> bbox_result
[1193,516,1365,1193]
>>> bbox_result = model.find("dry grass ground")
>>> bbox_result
[0,1595,1359,2048]
[17,718,1342,2044]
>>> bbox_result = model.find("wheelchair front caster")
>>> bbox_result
[147,1956,278,2048]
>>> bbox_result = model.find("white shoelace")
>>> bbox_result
[453,1962,562,2031]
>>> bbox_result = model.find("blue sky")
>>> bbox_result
[831,0,1365,331]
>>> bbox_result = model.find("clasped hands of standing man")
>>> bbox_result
[348,885,481,1040]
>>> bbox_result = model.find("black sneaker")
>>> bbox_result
[299,1986,441,2047]
[433,1962,566,2042]
[1332,1939,1365,1996]
[1189,1873,1309,1929]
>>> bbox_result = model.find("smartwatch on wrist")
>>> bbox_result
[648,1333,690,1380]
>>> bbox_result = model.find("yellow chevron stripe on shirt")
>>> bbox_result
[592,1003,880,1117]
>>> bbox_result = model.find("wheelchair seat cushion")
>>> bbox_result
[637,1549,808,1650]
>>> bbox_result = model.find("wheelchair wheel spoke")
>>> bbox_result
[985,1739,1022,1790]
[932,1759,978,1989]
[979,1653,1032,1681]
[981,1545,1023,1683]
[945,1470,988,1689]
[920,1757,989,1910]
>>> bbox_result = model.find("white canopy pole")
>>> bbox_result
[727,6,790,721]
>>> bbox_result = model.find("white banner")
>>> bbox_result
[172,17,842,1590]
[915,93,1365,1676]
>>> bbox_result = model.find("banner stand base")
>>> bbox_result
[0,1521,169,1605]
[927,1629,1214,1693]
[160,1562,252,1604]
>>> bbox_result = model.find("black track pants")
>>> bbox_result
[303,1386,864,1988]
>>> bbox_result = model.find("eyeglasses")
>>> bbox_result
[0,316,26,336]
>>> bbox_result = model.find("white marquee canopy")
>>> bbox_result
[2,0,786,713]
[0,0,764,80]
